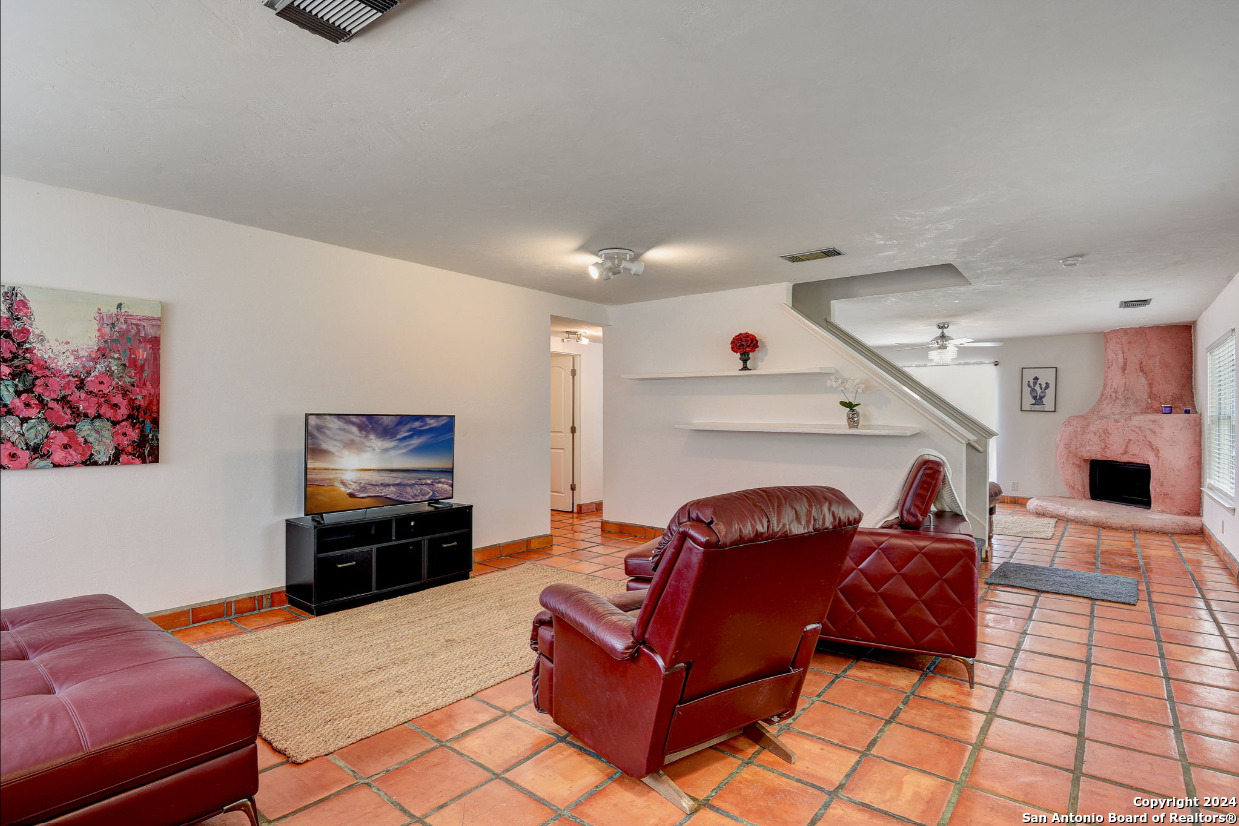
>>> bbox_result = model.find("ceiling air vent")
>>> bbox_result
[779,247,844,263]
[263,0,399,43]
[1119,299,1152,308]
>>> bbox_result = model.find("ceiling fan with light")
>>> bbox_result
[891,322,1003,363]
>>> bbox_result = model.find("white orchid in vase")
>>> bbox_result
[826,374,865,427]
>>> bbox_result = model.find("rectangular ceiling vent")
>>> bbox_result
[1119,299,1152,308]
[263,0,399,43]
[779,247,844,263]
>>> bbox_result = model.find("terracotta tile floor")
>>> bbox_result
[198,504,1238,825]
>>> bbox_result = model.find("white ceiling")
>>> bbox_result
[2,1,1236,346]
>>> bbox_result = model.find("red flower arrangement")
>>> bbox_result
[730,332,759,354]
[730,332,759,371]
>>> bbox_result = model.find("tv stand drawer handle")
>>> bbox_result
[441,542,458,548]
[336,561,357,568]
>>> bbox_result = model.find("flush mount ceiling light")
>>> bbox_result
[1059,255,1085,267]
[588,248,645,281]
[262,0,399,43]
[561,330,590,345]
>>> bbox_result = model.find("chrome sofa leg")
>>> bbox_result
[221,797,259,826]
[943,655,976,688]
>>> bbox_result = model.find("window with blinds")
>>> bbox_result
[1205,329,1236,504]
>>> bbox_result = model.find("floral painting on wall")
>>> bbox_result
[1,284,161,469]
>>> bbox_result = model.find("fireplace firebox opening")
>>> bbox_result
[1088,460,1152,510]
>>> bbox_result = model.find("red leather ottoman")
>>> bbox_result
[1,594,260,826]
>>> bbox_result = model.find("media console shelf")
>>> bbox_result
[286,502,473,616]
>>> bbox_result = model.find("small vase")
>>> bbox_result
[738,352,751,371]
[846,407,860,429]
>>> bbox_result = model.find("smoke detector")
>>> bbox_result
[779,247,844,263]
[263,0,399,43]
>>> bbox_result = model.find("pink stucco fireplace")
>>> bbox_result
[1028,324,1204,533]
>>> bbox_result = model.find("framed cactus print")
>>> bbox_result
[1,284,161,469]
[1021,366,1057,412]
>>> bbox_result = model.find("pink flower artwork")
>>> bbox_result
[9,394,43,418]
[1,442,30,469]
[44,430,92,466]
[34,375,69,398]
[44,402,74,428]
[1,284,161,469]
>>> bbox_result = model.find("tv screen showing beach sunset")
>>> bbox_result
[305,414,455,515]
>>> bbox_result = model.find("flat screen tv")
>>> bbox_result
[305,414,455,516]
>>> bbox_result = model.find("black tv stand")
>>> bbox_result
[286,502,473,616]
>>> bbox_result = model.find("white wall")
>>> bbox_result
[878,334,1105,498]
[879,362,999,480]
[549,335,603,505]
[991,334,1106,497]
[604,283,987,530]
[0,177,608,613]
[1194,273,1238,562]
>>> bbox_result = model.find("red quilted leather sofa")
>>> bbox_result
[1,594,261,826]
[623,457,979,686]
[819,455,979,686]
[531,486,862,813]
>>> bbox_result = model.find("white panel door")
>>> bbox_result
[550,352,575,512]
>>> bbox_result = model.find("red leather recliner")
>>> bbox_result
[623,457,979,686]
[819,455,979,686]
[530,486,861,813]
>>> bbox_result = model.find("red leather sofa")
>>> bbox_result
[1,594,261,826]
[623,457,979,686]
[531,486,862,813]
[819,455,979,685]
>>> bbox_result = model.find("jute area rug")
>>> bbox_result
[196,565,623,763]
[992,514,1057,540]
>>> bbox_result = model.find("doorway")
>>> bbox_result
[550,351,579,512]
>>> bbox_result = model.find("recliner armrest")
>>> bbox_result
[539,584,639,660]
[624,541,657,579]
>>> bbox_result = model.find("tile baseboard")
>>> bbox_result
[1203,525,1237,578]
[148,531,555,632]
[147,588,290,631]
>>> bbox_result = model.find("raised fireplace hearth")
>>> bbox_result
[1089,460,1151,509]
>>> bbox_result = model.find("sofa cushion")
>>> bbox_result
[0,594,260,825]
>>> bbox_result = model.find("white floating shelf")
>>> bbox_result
[676,422,922,436]
[622,367,837,380]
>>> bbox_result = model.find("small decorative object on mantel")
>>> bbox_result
[826,374,865,428]
[730,332,760,371]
